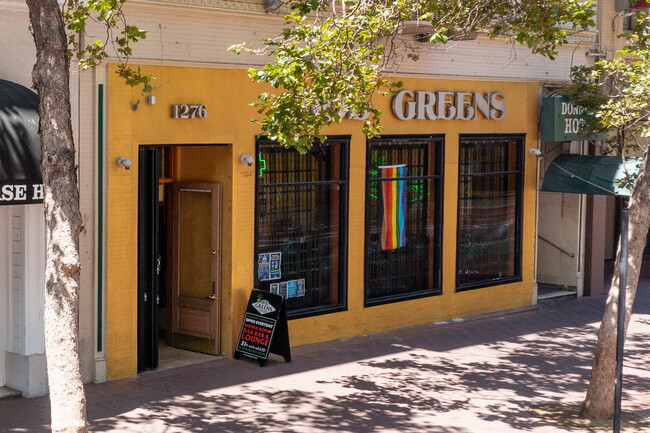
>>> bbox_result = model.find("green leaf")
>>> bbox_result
[229,0,597,151]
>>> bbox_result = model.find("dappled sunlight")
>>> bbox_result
[2,284,649,432]
[88,302,649,432]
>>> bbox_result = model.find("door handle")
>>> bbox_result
[206,281,216,300]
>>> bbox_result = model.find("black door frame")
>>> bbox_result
[138,146,161,371]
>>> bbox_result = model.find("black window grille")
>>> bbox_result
[456,134,524,291]
[364,136,443,306]
[255,138,348,318]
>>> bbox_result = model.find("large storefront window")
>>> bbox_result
[364,136,443,305]
[456,135,524,291]
[255,138,348,318]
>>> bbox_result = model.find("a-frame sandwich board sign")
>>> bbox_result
[234,289,291,366]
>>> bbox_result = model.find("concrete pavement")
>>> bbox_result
[1,276,649,432]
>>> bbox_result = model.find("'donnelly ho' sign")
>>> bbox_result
[542,95,607,142]
[391,90,507,121]
[0,180,44,206]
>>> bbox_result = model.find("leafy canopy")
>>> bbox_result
[564,12,650,153]
[231,0,595,153]
[62,0,153,92]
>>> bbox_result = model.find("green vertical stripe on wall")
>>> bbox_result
[97,84,104,353]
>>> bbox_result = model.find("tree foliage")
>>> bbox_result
[564,12,650,155]
[231,0,596,153]
[61,0,153,92]
[563,12,650,419]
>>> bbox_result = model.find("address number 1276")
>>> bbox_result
[172,104,207,119]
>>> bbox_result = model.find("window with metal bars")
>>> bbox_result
[456,134,524,291]
[255,138,348,318]
[364,136,443,306]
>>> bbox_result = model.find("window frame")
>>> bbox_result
[254,136,350,319]
[363,134,445,307]
[455,133,525,292]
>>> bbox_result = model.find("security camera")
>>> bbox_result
[240,154,255,166]
[117,156,133,170]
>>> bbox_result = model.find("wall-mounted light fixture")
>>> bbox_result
[240,154,255,166]
[132,100,140,112]
[117,157,133,170]
[529,148,542,157]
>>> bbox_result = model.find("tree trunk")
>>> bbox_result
[26,1,88,432]
[581,149,650,419]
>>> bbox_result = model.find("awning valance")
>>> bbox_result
[541,154,642,196]
[0,79,43,205]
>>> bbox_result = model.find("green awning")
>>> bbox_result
[541,154,642,196]
[0,79,43,205]
[0,79,41,181]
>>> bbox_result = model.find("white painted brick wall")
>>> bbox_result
[82,2,594,83]
[0,1,35,87]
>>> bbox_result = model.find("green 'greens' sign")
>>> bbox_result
[541,96,607,142]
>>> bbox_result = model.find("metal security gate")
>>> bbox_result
[364,136,443,305]
[456,135,524,290]
[255,139,348,317]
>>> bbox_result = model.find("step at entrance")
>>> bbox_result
[537,283,577,300]
[0,386,21,400]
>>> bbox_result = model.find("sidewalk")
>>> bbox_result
[1,281,649,432]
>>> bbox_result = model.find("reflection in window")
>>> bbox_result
[457,135,524,290]
[255,138,348,317]
[365,136,443,305]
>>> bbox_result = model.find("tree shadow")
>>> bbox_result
[2,283,649,432]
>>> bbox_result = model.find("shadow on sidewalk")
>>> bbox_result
[1,268,649,432]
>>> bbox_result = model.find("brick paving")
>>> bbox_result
[1,274,649,432]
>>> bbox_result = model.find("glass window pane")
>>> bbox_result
[457,136,523,289]
[365,137,442,304]
[255,140,347,316]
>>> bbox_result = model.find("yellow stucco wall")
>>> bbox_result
[106,64,539,380]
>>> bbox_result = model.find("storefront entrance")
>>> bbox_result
[138,146,222,372]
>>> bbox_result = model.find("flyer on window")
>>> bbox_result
[269,252,282,280]
[287,280,297,298]
[257,253,270,281]
[296,278,305,297]
[279,281,288,298]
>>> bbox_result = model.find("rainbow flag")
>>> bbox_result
[380,164,406,250]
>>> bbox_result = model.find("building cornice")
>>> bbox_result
[132,0,270,13]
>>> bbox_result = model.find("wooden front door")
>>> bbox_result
[170,182,221,354]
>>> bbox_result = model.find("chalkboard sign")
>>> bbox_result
[234,289,291,366]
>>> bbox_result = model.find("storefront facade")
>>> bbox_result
[102,64,540,380]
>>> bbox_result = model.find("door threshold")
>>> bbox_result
[155,340,221,372]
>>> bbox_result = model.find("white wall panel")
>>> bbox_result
[78,71,97,382]
[22,206,45,356]
[11,208,24,354]
[0,207,8,386]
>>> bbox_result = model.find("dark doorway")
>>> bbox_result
[138,145,225,372]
